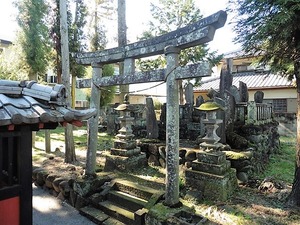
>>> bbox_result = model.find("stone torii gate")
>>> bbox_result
[73,10,227,207]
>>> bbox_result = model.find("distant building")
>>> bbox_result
[0,39,13,56]
[194,50,297,136]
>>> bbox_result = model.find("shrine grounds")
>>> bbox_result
[32,126,300,225]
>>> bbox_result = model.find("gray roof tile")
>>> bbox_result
[0,80,96,128]
[196,71,294,91]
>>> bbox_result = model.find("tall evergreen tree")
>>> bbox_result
[15,0,51,81]
[69,0,88,108]
[86,0,116,107]
[229,0,300,206]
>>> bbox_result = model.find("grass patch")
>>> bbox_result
[257,136,296,184]
[35,125,114,151]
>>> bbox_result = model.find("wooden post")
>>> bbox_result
[60,0,75,163]
[45,130,51,153]
[85,63,102,176]
[164,46,180,206]
[20,127,33,225]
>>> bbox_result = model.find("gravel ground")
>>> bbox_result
[32,184,96,225]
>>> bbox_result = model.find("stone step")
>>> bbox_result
[114,179,161,201]
[108,190,147,212]
[79,206,109,224]
[98,200,136,225]
[80,205,127,225]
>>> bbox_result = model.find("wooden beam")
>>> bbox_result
[76,62,211,88]
[72,10,227,65]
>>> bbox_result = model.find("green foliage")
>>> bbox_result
[15,0,51,81]
[69,0,88,79]
[137,0,222,71]
[153,98,163,110]
[49,0,88,81]
[229,0,300,78]
[87,0,115,51]
[84,0,116,106]
[0,39,29,81]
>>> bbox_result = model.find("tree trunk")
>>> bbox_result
[60,0,75,163]
[288,62,300,206]
[118,0,128,102]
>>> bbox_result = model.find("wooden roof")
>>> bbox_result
[0,80,96,130]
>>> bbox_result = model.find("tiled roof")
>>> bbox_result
[0,80,96,128]
[195,71,295,91]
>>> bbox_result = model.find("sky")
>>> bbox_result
[0,0,240,54]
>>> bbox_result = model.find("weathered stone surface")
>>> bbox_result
[185,150,197,162]
[239,81,249,102]
[45,174,59,189]
[146,97,159,139]
[158,146,166,159]
[59,180,71,197]
[77,62,212,88]
[254,91,264,103]
[52,177,68,193]
[191,160,231,175]
[148,155,160,167]
[184,83,194,105]
[185,168,237,201]
[36,170,49,186]
[80,206,109,224]
[32,167,46,181]
[74,10,227,66]
[219,69,233,98]
[75,194,88,210]
[228,85,240,103]
[148,144,159,156]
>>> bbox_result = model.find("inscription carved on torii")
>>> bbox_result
[73,10,227,207]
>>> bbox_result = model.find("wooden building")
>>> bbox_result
[0,80,95,225]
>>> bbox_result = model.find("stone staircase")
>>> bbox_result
[79,179,164,225]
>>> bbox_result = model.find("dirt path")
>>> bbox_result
[32,184,96,225]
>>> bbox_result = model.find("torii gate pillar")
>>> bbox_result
[164,46,180,207]
[86,63,102,176]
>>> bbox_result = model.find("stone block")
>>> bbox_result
[197,151,226,164]
[191,160,231,175]
[104,153,147,172]
[185,168,237,201]
[114,139,136,149]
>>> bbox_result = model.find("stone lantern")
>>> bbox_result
[104,94,147,171]
[185,100,237,201]
[112,95,139,156]
[197,101,224,151]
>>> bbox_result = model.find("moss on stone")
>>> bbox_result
[224,151,253,160]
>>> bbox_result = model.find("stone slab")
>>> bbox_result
[104,153,147,172]
[110,147,141,157]
[191,160,231,175]
[185,168,237,201]
[197,151,227,164]
[79,206,109,224]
